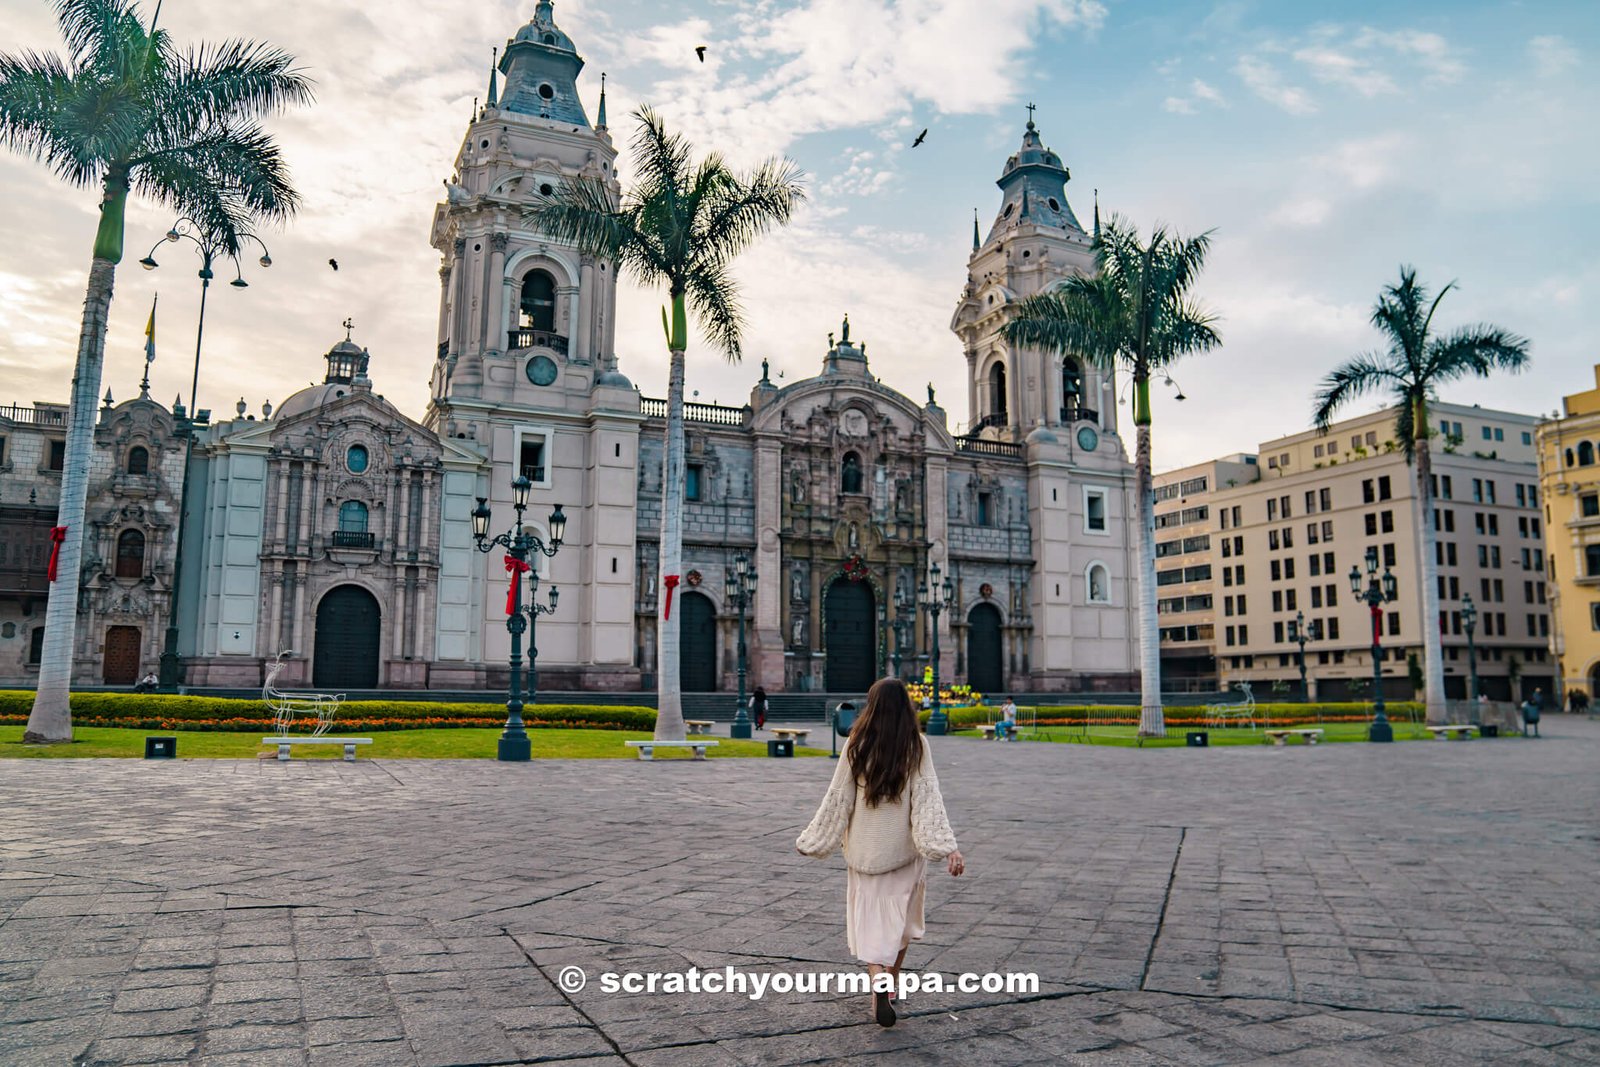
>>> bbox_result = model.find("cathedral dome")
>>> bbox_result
[513,5,575,53]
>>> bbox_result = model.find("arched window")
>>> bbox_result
[1086,562,1111,604]
[1580,441,1595,467]
[1568,448,1577,467]
[989,361,1008,421]
[126,446,149,475]
[519,270,557,332]
[841,452,863,494]
[1061,359,1085,421]
[338,500,369,532]
[115,529,146,579]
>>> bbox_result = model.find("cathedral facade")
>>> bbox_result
[0,2,1138,694]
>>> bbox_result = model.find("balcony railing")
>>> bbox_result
[507,329,569,355]
[955,436,1024,459]
[640,397,749,426]
[1060,405,1099,425]
[0,404,67,426]
[331,529,376,549]
[971,412,1008,432]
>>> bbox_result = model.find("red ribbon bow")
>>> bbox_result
[46,526,67,582]
[504,555,532,615]
[663,574,681,620]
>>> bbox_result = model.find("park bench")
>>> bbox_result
[1426,724,1477,740]
[1265,728,1324,747]
[625,740,717,760]
[978,723,1017,741]
[261,736,372,761]
[684,720,716,735]
[770,727,810,746]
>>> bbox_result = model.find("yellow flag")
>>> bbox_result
[144,295,156,362]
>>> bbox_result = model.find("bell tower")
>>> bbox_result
[426,0,624,413]
[949,111,1115,441]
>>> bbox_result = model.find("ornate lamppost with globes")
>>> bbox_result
[1287,610,1322,703]
[1349,545,1400,742]
[919,562,954,735]
[472,476,565,761]
[1461,593,1481,724]
[725,553,758,739]
[141,218,272,689]
[524,570,559,710]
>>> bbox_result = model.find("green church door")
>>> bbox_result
[314,585,381,689]
[966,603,1004,695]
[825,579,876,693]
[679,591,718,691]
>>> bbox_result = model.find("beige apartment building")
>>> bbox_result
[1155,402,1554,701]
[1536,364,1600,701]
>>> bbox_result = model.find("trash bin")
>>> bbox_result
[831,702,857,759]
[1481,724,1499,738]
[767,738,794,758]
[144,736,176,759]
[1186,731,1208,748]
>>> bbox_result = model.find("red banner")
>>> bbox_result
[663,574,681,620]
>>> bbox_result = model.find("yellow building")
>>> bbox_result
[1537,365,1600,702]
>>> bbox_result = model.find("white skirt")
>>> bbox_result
[846,857,928,966]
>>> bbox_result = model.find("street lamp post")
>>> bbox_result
[1349,545,1400,743]
[1461,593,1480,724]
[891,587,914,681]
[473,477,565,761]
[143,219,272,689]
[524,571,559,710]
[1287,610,1321,703]
[725,553,758,739]
[919,562,955,735]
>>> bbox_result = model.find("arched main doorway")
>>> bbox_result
[679,591,718,691]
[825,579,876,692]
[103,626,141,685]
[966,603,1004,695]
[314,585,381,689]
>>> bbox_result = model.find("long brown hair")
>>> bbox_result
[849,678,923,807]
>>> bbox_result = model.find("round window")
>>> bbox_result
[538,83,555,100]
[539,182,554,196]
[1048,197,1061,212]
[542,33,556,45]
[1002,203,1015,218]
[526,355,559,386]
[347,444,370,473]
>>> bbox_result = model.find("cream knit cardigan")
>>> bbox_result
[795,735,958,874]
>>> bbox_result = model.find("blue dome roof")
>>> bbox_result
[514,1,574,53]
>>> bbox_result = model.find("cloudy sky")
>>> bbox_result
[1,0,1595,470]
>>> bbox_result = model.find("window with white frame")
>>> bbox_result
[1083,487,1108,534]
[516,425,555,489]
[1086,562,1111,604]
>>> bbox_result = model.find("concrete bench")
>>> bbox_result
[1426,724,1477,740]
[770,728,810,746]
[684,720,716,735]
[261,737,372,762]
[625,740,718,761]
[978,723,1017,741]
[1264,728,1324,747]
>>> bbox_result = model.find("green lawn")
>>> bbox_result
[956,721,1490,747]
[0,726,825,760]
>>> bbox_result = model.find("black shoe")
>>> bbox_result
[874,990,897,1027]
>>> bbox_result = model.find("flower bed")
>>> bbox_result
[0,691,655,732]
[922,702,1422,730]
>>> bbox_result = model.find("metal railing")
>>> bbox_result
[0,404,67,426]
[955,436,1024,459]
[640,397,749,426]
[507,329,569,355]
[1060,405,1100,425]
[331,530,376,549]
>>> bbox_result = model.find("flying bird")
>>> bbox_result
[912,128,928,148]
[695,45,706,63]
[328,259,339,271]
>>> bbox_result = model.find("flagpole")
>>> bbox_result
[140,293,156,397]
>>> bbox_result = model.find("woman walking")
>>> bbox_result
[796,678,964,1027]
[751,686,769,730]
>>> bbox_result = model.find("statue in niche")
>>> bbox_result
[841,453,863,494]
[847,522,860,552]
[791,561,806,602]
[791,614,807,646]
[791,466,807,504]
[895,478,910,512]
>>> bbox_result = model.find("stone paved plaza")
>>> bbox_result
[2,721,1598,1066]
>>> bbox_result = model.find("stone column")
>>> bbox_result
[436,264,452,351]
[574,259,595,363]
[449,238,469,358]
[484,233,508,358]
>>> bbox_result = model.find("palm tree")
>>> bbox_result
[1314,267,1529,726]
[529,107,802,741]
[1,0,310,743]
[1003,215,1220,737]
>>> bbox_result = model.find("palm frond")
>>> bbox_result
[0,50,97,183]
[1002,282,1123,373]
[693,155,804,267]
[129,122,299,229]
[157,39,313,130]
[54,0,143,70]
[1312,352,1398,431]
[684,260,746,362]
[1424,325,1531,384]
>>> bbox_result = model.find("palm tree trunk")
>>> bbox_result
[654,297,688,742]
[1413,406,1448,725]
[1132,378,1164,737]
[24,256,118,742]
